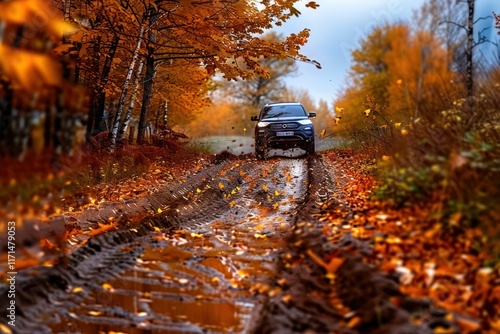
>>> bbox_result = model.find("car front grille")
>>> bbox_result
[270,123,299,129]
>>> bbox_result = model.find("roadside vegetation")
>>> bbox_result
[332,1,500,259]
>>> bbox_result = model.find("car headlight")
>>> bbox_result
[257,122,270,127]
[298,119,312,125]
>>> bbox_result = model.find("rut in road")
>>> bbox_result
[1,155,312,333]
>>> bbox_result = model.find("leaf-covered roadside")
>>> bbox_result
[325,151,500,332]
[259,151,499,334]
[0,147,210,221]
[0,147,214,275]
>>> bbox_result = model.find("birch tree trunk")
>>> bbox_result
[63,0,71,29]
[466,0,474,117]
[109,24,146,152]
[117,60,143,140]
[162,100,168,126]
[137,6,159,144]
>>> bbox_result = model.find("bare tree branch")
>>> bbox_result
[473,15,492,25]
[439,20,468,33]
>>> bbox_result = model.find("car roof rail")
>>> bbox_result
[265,101,301,106]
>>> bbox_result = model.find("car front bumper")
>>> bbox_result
[255,129,314,149]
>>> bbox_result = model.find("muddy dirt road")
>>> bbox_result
[1,152,462,334]
[0,153,330,334]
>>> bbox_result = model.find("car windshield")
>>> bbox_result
[260,105,307,119]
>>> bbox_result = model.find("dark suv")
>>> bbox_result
[250,102,316,159]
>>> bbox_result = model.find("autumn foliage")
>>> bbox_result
[329,1,500,238]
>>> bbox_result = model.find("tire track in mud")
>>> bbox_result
[0,154,311,333]
[64,158,236,233]
[253,154,350,333]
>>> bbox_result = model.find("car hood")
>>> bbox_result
[260,116,308,122]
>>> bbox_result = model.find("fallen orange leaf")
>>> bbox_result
[0,323,12,334]
[306,249,344,274]
[86,221,118,237]
[347,316,360,328]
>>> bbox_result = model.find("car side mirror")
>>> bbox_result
[308,112,316,118]
[250,116,259,121]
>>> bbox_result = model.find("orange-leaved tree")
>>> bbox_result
[334,21,455,156]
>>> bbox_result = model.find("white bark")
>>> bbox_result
[63,0,71,22]
[118,60,144,140]
[109,24,145,152]
[466,0,474,116]
[163,100,168,126]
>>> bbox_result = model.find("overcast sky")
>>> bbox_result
[273,0,499,105]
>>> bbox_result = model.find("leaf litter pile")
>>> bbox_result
[0,149,499,334]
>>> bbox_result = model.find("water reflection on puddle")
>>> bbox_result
[49,230,281,333]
